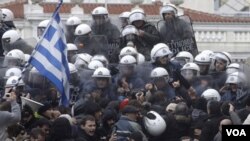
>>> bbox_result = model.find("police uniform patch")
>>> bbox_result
[201,57,205,61]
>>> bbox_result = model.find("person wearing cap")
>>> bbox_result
[113,105,148,141]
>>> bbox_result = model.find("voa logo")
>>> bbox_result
[226,129,246,136]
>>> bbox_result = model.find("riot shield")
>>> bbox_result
[157,15,198,56]
[91,35,120,64]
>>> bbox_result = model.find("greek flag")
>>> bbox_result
[29,1,70,106]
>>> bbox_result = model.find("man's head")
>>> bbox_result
[30,128,46,141]
[92,6,109,25]
[219,118,232,132]
[92,67,111,89]
[122,105,140,121]
[214,52,232,72]
[129,12,145,29]
[80,115,96,136]
[160,4,177,21]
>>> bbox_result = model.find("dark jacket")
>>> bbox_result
[76,126,98,141]
[115,116,148,141]
[199,114,225,141]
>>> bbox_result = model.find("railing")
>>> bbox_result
[194,30,250,42]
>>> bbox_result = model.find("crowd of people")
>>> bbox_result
[0,3,250,141]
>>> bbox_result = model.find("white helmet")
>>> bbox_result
[38,20,50,28]
[226,63,240,75]
[137,53,145,64]
[66,16,81,26]
[92,6,109,15]
[181,62,200,79]
[68,63,77,74]
[181,62,200,72]
[5,75,24,88]
[129,12,145,24]
[74,53,92,69]
[30,67,39,73]
[91,54,109,67]
[151,43,172,63]
[92,67,111,78]
[201,50,214,59]
[225,72,246,85]
[160,4,178,18]
[214,52,232,66]
[121,25,139,37]
[150,67,169,78]
[119,55,137,65]
[88,60,104,70]
[37,20,50,38]
[2,30,21,44]
[5,49,25,64]
[176,51,194,62]
[76,53,92,64]
[1,8,14,22]
[74,24,92,36]
[131,8,145,14]
[67,43,78,51]
[119,11,131,18]
[194,53,211,65]
[201,89,221,102]
[5,67,22,79]
[144,111,167,136]
[24,54,31,63]
[119,46,138,59]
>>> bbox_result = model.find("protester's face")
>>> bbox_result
[95,111,102,122]
[82,120,96,136]
[215,59,226,72]
[31,134,46,141]
[126,112,139,121]
[107,119,115,127]
[40,125,50,136]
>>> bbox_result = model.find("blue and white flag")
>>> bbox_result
[29,0,70,106]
